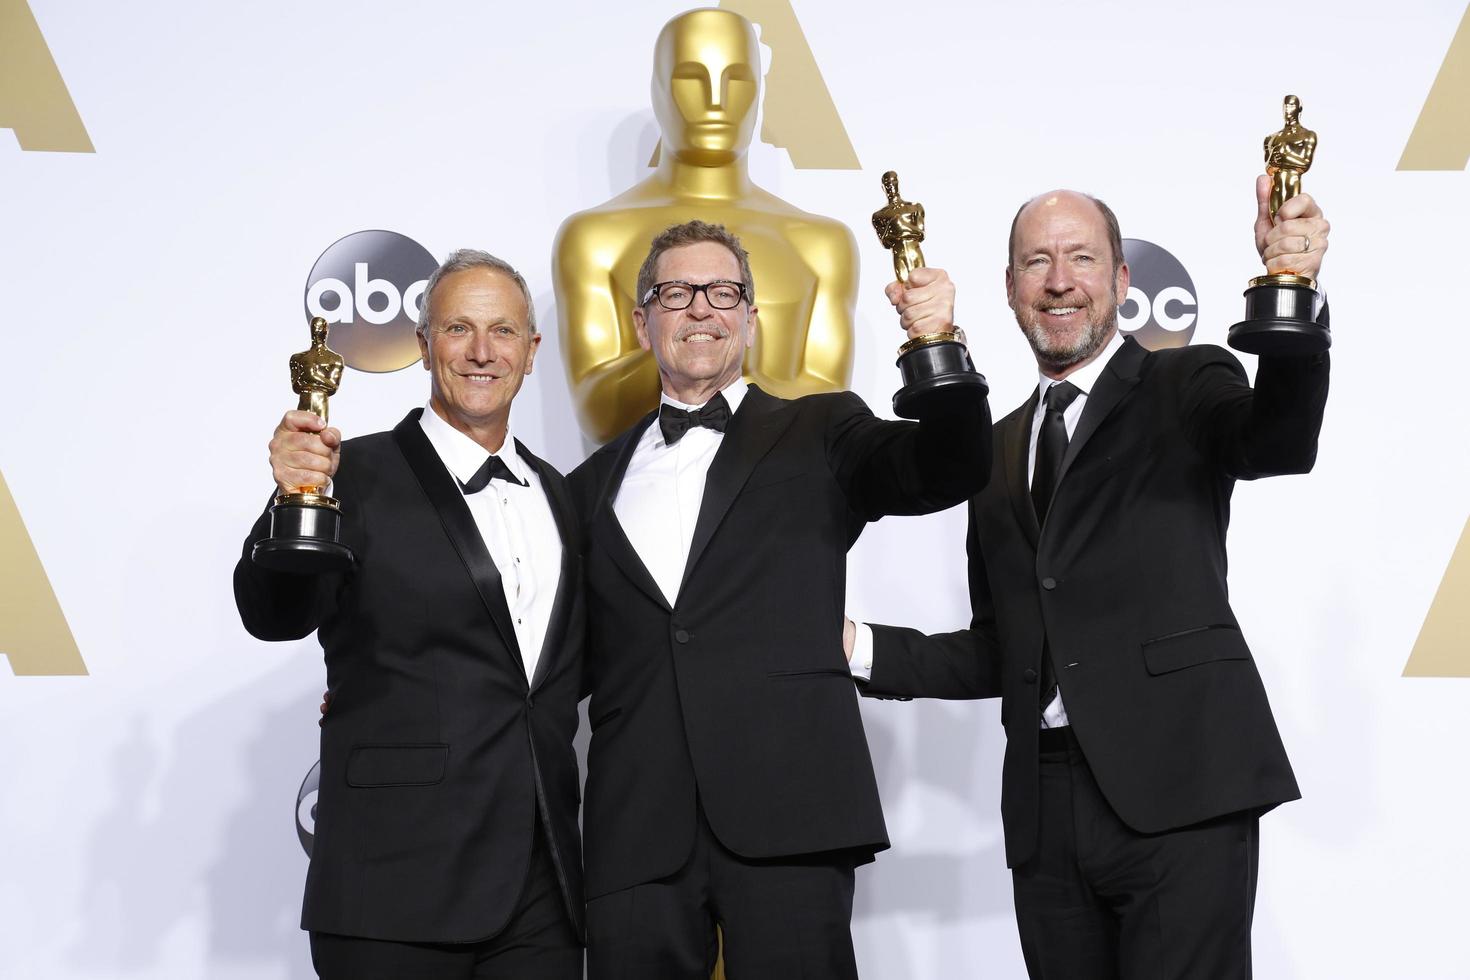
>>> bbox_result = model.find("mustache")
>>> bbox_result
[1033,293,1090,312]
[675,324,730,341]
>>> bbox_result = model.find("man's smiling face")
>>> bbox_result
[418,266,539,436]
[1006,190,1129,374]
[634,240,756,401]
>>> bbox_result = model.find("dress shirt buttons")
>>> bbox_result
[1041,577,1057,591]
[675,629,690,644]
[1023,668,1037,683]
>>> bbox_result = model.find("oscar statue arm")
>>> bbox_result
[763,219,860,397]
[553,215,660,443]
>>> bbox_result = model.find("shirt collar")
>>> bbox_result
[418,403,530,487]
[659,377,748,415]
[1036,329,1125,400]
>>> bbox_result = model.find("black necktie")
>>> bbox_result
[1031,381,1081,523]
[1032,380,1080,715]
[658,392,731,445]
[459,453,527,494]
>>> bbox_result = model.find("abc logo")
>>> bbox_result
[1119,239,1197,350]
[304,230,437,372]
[296,760,320,857]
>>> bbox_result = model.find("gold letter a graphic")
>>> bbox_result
[1398,3,1470,171]
[0,470,87,675]
[1405,515,1470,677]
[0,0,95,152]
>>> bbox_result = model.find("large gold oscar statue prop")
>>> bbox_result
[553,7,859,443]
[1228,94,1329,355]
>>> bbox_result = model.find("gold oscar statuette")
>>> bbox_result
[251,316,355,573]
[552,7,859,443]
[871,171,987,418]
[1228,94,1330,355]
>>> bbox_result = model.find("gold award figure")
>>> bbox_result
[1228,95,1330,355]
[252,315,354,571]
[872,170,926,285]
[870,171,986,418]
[1264,94,1317,227]
[289,316,346,470]
[553,7,859,443]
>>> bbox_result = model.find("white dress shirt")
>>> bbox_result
[851,330,1127,730]
[419,404,563,682]
[612,379,748,605]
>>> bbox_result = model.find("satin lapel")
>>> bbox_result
[392,411,523,676]
[590,412,672,612]
[1004,389,1042,550]
[1056,336,1146,487]
[679,387,797,595]
[514,440,574,692]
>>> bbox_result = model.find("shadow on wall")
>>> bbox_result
[70,655,321,979]
[856,698,1013,924]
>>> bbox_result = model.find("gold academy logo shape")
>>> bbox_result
[0,0,94,152]
[1398,3,1470,171]
[1403,4,1470,677]
[0,471,86,675]
[650,0,859,170]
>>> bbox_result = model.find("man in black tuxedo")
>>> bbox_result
[851,181,1332,978]
[570,220,992,978]
[234,251,584,979]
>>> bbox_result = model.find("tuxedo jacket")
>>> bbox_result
[568,385,992,900]
[233,410,585,943]
[866,336,1330,868]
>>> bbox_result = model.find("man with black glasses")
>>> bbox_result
[569,220,992,978]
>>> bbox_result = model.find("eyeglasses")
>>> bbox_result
[641,280,747,311]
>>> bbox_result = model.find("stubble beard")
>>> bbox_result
[1018,297,1118,374]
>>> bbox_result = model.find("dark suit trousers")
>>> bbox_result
[1012,727,1259,980]
[586,804,858,980]
[309,822,581,980]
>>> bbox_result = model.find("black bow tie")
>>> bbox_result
[459,453,527,494]
[658,392,731,445]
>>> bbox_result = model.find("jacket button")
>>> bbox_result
[1041,577,1057,590]
[1023,668,1037,683]
[525,694,534,708]
[675,629,690,644]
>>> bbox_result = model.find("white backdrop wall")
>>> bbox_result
[2,0,1468,976]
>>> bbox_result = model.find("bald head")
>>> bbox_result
[1007,190,1124,275]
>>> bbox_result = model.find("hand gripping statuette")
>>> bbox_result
[252,316,355,573]
[872,171,987,418]
[1228,94,1330,356]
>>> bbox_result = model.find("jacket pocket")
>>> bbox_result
[345,742,449,787]
[767,666,853,680]
[1141,625,1249,676]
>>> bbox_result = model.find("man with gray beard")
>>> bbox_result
[847,183,1332,979]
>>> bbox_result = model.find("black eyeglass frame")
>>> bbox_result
[640,280,749,311]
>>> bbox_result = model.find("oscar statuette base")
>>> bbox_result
[251,492,354,574]
[1228,274,1330,356]
[893,333,989,420]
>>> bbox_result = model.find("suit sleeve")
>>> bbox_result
[1181,304,1330,480]
[826,385,992,521]
[862,501,1003,701]
[232,496,343,641]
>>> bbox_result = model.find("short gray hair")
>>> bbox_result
[636,221,755,308]
[416,249,537,336]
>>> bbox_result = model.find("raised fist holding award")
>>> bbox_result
[1229,95,1331,355]
[251,316,354,573]
[872,171,988,418]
